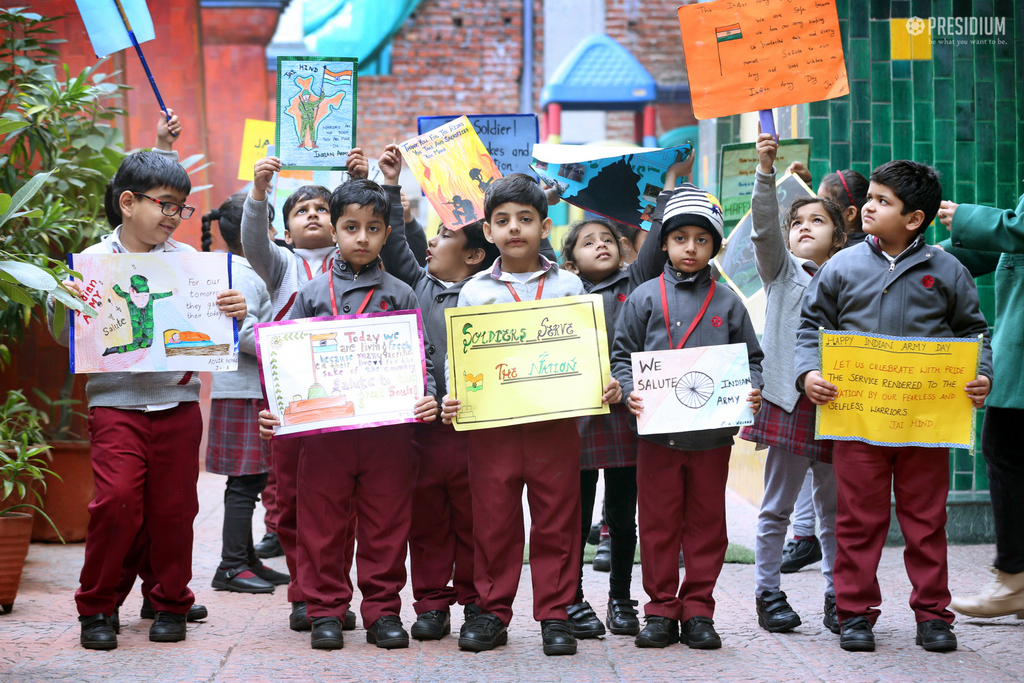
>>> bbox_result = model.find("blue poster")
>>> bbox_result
[276,56,358,171]
[74,0,155,58]
[418,114,539,179]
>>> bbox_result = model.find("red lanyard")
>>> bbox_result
[504,276,544,302]
[328,274,375,316]
[302,254,333,281]
[660,274,715,349]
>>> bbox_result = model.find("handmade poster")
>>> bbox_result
[69,252,237,374]
[531,143,694,231]
[716,172,815,302]
[399,115,501,230]
[238,119,276,181]
[275,56,358,171]
[816,330,982,449]
[74,0,155,58]
[255,311,426,438]
[270,162,384,234]
[677,0,849,120]
[418,114,539,178]
[718,139,812,228]
[631,344,754,436]
[445,295,610,431]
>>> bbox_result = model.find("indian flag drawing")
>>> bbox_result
[323,67,352,86]
[715,24,743,75]
[465,373,484,392]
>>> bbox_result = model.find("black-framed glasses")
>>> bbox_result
[133,192,195,220]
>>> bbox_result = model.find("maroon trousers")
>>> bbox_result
[831,441,953,625]
[466,419,581,624]
[76,404,202,617]
[637,441,731,622]
[297,425,413,625]
[409,422,478,614]
[261,463,279,534]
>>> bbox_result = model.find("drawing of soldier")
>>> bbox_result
[102,274,174,356]
[468,167,493,193]
[443,195,477,224]
[297,90,319,149]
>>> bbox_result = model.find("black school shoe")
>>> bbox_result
[411,610,451,640]
[310,617,344,650]
[839,616,875,652]
[586,523,602,545]
[541,619,577,656]
[344,609,356,630]
[634,615,679,648]
[756,590,802,632]
[916,619,957,652]
[566,601,606,638]
[211,566,275,593]
[254,532,284,559]
[681,616,722,649]
[140,597,208,622]
[291,602,355,632]
[823,595,840,634]
[366,615,410,649]
[780,537,823,573]
[606,598,641,636]
[79,614,117,650]
[592,538,612,572]
[251,561,290,586]
[460,604,483,636]
[458,612,508,652]
[149,612,187,642]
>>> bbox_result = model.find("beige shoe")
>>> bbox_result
[950,570,1024,618]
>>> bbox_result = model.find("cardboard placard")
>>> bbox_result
[718,138,812,227]
[418,114,539,179]
[238,119,276,181]
[275,56,357,171]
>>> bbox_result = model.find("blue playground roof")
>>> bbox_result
[540,34,656,111]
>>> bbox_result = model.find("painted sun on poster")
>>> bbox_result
[275,56,358,171]
[69,252,238,374]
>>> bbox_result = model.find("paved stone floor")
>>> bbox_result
[2,471,1021,682]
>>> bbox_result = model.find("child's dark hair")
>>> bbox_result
[787,196,847,257]
[560,218,623,266]
[202,192,247,253]
[103,178,118,229]
[459,219,501,271]
[329,179,390,225]
[484,173,547,222]
[108,151,191,221]
[818,169,868,232]
[282,185,331,230]
[869,160,942,232]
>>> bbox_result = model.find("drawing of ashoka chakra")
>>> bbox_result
[675,371,715,409]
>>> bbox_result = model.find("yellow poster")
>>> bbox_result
[816,330,982,449]
[237,119,276,181]
[445,294,610,431]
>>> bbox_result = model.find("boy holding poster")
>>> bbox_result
[795,160,993,653]
[611,185,763,650]
[50,151,247,649]
[440,174,622,656]
[259,179,438,651]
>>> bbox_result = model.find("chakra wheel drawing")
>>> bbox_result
[674,371,715,409]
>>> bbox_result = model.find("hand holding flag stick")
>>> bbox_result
[110,0,175,136]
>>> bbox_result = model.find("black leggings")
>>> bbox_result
[577,466,638,601]
[982,407,1024,574]
[221,472,269,569]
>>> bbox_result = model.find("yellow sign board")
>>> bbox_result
[237,119,276,181]
[816,330,982,449]
[445,294,610,431]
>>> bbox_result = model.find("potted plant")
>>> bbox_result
[0,388,63,613]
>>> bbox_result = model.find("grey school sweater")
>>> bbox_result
[210,256,272,400]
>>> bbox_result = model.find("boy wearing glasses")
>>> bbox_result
[50,150,248,650]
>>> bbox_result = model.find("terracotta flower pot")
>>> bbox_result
[31,440,93,543]
[0,512,33,613]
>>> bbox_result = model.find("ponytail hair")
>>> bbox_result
[201,192,248,254]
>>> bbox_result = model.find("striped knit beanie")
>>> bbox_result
[661,183,725,255]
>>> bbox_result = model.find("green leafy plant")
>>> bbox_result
[0,389,63,540]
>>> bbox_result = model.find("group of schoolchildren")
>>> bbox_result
[56,112,1005,658]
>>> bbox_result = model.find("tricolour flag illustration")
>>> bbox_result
[465,373,484,392]
[323,68,352,85]
[716,24,742,42]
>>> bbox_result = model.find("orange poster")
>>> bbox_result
[678,0,849,120]
[399,115,502,230]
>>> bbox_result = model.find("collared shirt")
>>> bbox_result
[457,255,585,308]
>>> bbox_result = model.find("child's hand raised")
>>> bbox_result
[664,148,695,190]
[252,157,281,199]
[756,133,778,174]
[347,148,369,180]
[939,200,959,231]
[440,394,461,424]
[61,280,85,300]
[785,161,812,185]
[626,391,644,416]
[602,377,622,405]
[258,410,280,440]
[414,395,438,422]
[378,144,402,185]
[965,374,991,408]
[748,388,763,415]
[216,289,247,319]
[155,108,181,150]
[802,370,838,405]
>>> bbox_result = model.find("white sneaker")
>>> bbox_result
[950,569,1024,618]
